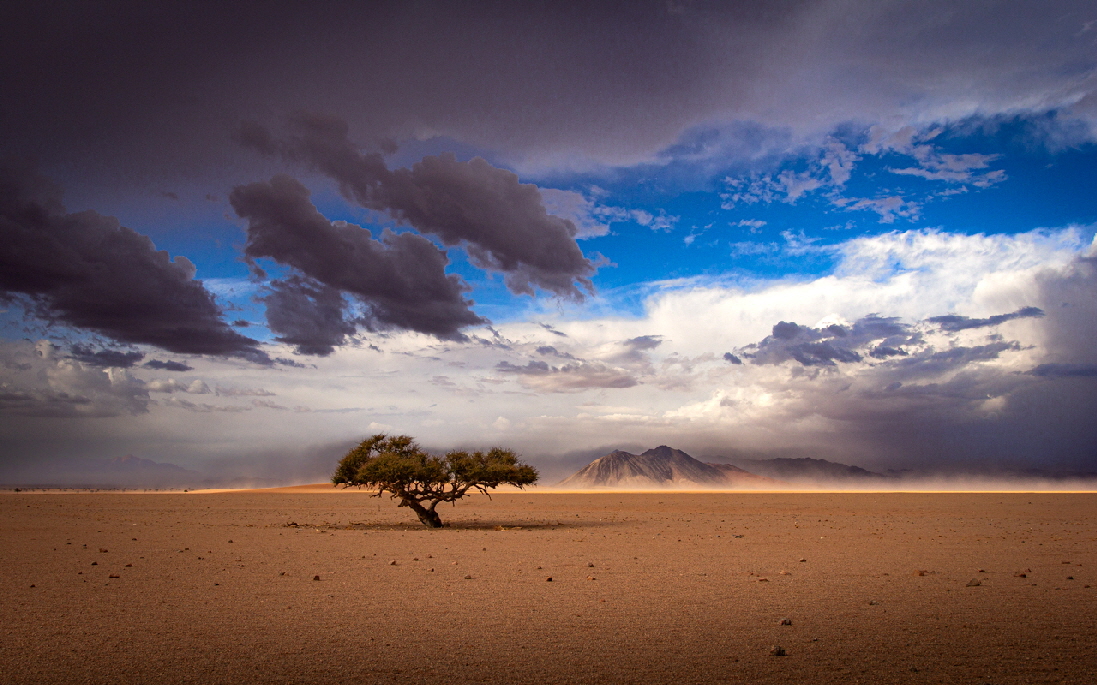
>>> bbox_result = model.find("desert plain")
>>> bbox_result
[2,487,1096,684]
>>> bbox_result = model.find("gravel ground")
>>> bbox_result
[2,489,1095,684]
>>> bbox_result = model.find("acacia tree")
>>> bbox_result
[331,434,538,528]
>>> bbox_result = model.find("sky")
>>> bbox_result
[2,0,1097,485]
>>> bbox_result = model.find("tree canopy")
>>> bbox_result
[332,434,538,527]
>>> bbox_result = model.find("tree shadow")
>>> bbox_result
[286,518,620,532]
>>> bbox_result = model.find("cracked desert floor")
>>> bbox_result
[3,488,1096,684]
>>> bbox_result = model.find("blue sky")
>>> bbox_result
[2,1,1096,484]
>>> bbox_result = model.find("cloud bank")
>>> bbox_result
[230,174,485,349]
[238,114,597,300]
[0,160,261,357]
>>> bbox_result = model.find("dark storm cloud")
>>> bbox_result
[230,175,484,340]
[539,323,569,337]
[601,335,664,366]
[928,306,1044,331]
[1029,363,1097,378]
[741,310,1035,370]
[70,344,144,368]
[0,161,263,357]
[742,314,939,367]
[536,346,576,360]
[1031,255,1097,365]
[3,0,1094,200]
[261,276,356,357]
[144,359,193,372]
[239,115,596,299]
[723,352,743,364]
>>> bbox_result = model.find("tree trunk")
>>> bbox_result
[401,496,443,528]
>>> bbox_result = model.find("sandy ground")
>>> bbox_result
[2,488,1096,684]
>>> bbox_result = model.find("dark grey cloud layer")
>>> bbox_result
[70,345,144,368]
[0,161,261,357]
[743,314,922,367]
[239,115,596,299]
[496,360,638,392]
[143,359,193,372]
[261,276,356,357]
[230,175,484,343]
[2,0,1093,201]
[928,306,1044,332]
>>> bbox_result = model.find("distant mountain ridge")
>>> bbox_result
[710,457,888,482]
[558,446,780,488]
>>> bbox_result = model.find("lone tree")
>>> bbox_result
[332,434,538,528]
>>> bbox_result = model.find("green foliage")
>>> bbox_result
[332,434,538,527]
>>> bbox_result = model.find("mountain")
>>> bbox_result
[558,446,780,488]
[710,457,888,482]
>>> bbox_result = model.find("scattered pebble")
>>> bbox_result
[546,577,553,582]
[770,646,786,657]
[389,560,397,566]
[29,584,35,588]
[799,558,806,562]
[587,576,596,581]
[1014,572,1027,578]
[228,540,233,543]
[125,564,132,567]
[588,562,595,567]
[966,578,982,587]
[464,574,473,579]
[780,618,792,625]
[313,575,320,581]
[108,574,120,579]
[914,570,926,576]
[279,572,286,576]
[91,562,97,566]
[757,578,770,582]
[99,548,108,553]
[868,600,879,605]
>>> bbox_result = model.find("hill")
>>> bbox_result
[710,456,888,483]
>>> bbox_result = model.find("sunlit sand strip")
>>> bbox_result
[186,482,1097,495]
